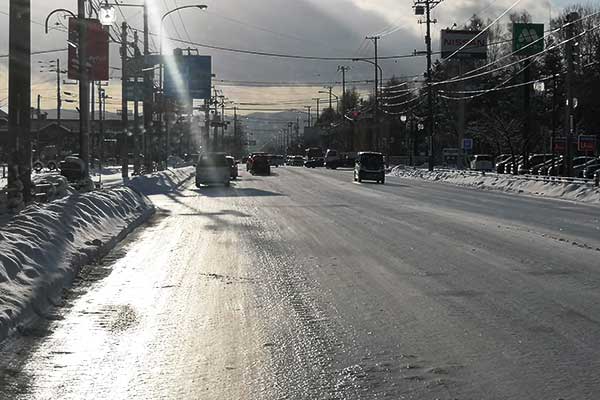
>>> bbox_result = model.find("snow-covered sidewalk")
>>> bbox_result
[0,166,195,341]
[389,166,600,205]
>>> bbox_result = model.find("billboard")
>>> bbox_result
[68,18,109,81]
[164,55,212,101]
[441,30,487,59]
[513,23,544,56]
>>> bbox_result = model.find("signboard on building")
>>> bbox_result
[68,18,109,81]
[512,23,544,56]
[578,135,597,153]
[441,30,487,59]
[164,55,212,101]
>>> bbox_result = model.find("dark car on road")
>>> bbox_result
[305,158,324,168]
[226,156,238,180]
[354,152,385,184]
[249,154,271,175]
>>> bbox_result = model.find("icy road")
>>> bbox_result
[1,167,600,399]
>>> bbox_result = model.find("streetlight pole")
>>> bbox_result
[313,98,320,126]
[77,0,91,176]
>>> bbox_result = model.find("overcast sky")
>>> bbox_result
[0,0,576,114]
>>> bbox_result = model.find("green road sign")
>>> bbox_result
[513,23,544,56]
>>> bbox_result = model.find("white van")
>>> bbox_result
[196,153,231,187]
[470,154,494,171]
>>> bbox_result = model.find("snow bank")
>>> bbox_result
[0,166,195,341]
[390,167,600,205]
[126,166,195,195]
[0,188,154,341]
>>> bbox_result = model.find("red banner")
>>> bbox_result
[68,18,109,81]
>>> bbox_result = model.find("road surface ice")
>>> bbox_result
[1,167,600,399]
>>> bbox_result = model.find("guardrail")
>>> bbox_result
[431,167,599,187]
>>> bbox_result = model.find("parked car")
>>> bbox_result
[496,155,514,174]
[518,154,553,175]
[196,153,230,187]
[226,156,238,180]
[305,158,324,168]
[531,156,560,175]
[354,152,385,184]
[250,154,271,175]
[537,156,562,175]
[505,156,523,175]
[470,154,494,171]
[582,162,600,179]
[572,157,599,177]
[59,156,86,182]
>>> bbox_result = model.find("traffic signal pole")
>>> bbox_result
[8,0,32,207]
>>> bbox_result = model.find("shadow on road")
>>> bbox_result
[192,187,285,198]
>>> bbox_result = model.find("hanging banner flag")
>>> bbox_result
[68,18,110,81]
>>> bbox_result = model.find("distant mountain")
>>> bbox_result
[41,109,122,120]
[241,111,309,152]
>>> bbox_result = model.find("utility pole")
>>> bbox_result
[98,85,105,186]
[414,0,442,171]
[121,22,129,179]
[233,106,238,157]
[56,58,62,124]
[564,12,578,177]
[304,106,312,127]
[8,0,32,206]
[313,98,320,126]
[143,1,153,172]
[324,86,334,111]
[337,66,350,114]
[78,0,90,175]
[366,36,380,151]
[133,30,141,175]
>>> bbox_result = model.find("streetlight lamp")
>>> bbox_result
[159,5,208,94]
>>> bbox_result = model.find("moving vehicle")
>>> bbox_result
[290,155,305,166]
[196,153,231,187]
[226,156,238,180]
[325,149,339,169]
[305,157,324,168]
[354,152,385,184]
[305,147,324,160]
[269,155,285,167]
[470,154,494,171]
[246,152,267,171]
[249,154,271,175]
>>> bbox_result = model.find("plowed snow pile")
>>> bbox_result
[389,167,600,205]
[0,166,195,340]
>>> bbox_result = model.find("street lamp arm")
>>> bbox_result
[44,8,76,34]
[161,5,208,23]
[352,58,383,78]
